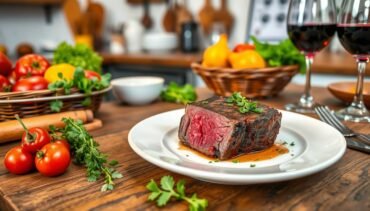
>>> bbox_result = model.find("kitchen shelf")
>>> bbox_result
[0,0,63,5]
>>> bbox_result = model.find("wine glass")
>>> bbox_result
[336,0,370,122]
[286,0,337,113]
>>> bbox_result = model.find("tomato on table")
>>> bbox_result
[14,54,50,79]
[12,76,48,92]
[35,143,71,177]
[53,139,70,151]
[4,146,34,175]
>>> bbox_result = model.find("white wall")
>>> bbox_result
[0,5,74,56]
[0,0,251,56]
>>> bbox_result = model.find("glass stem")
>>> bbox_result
[300,55,314,107]
[352,60,367,108]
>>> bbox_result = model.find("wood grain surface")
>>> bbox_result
[0,84,369,211]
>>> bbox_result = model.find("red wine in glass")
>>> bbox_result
[337,24,370,56]
[288,24,336,53]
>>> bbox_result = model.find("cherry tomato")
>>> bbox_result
[14,54,50,79]
[233,44,255,52]
[0,52,12,76]
[0,75,11,92]
[21,127,51,154]
[4,146,34,175]
[35,143,70,177]
[12,76,48,92]
[53,139,70,151]
[84,70,101,80]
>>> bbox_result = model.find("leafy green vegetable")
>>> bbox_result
[147,176,208,211]
[160,82,197,104]
[61,118,122,191]
[50,100,63,112]
[48,67,111,95]
[251,36,306,73]
[225,92,263,114]
[53,42,103,73]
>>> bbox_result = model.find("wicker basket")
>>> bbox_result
[0,86,111,122]
[191,63,299,98]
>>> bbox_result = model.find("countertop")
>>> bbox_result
[0,84,369,210]
[100,50,370,76]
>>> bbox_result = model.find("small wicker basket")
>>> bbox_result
[191,63,299,98]
[0,86,111,122]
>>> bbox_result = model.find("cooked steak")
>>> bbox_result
[178,96,282,160]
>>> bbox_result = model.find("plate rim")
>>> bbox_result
[128,108,346,183]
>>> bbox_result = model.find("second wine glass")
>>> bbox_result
[286,0,337,113]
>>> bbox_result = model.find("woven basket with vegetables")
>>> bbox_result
[0,42,111,122]
[192,35,305,98]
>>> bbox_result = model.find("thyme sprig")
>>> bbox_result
[225,92,263,114]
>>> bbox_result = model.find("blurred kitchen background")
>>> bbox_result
[0,0,368,87]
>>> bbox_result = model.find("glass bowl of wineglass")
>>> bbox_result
[285,0,336,113]
[336,0,370,122]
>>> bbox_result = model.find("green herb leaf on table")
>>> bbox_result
[50,100,63,112]
[60,118,122,191]
[226,92,263,114]
[146,176,208,210]
[251,36,306,73]
[53,42,103,73]
[160,82,197,104]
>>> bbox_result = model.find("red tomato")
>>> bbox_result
[12,76,48,92]
[233,44,255,52]
[4,146,34,175]
[35,143,70,177]
[0,52,12,76]
[14,54,50,79]
[53,139,70,151]
[21,127,51,154]
[7,70,16,85]
[0,75,11,92]
[84,70,101,80]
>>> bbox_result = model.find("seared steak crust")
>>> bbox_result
[178,96,282,160]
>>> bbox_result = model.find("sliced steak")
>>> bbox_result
[178,96,282,160]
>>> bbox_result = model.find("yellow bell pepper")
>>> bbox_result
[228,50,266,69]
[44,64,75,83]
[202,34,230,68]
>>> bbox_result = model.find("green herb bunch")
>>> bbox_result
[160,82,197,104]
[225,92,263,114]
[60,118,122,191]
[147,176,208,211]
[53,42,103,73]
[251,36,306,73]
[48,67,111,112]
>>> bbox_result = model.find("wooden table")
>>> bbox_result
[0,84,369,210]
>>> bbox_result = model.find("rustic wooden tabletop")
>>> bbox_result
[0,84,369,211]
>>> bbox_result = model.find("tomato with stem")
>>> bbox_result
[15,115,51,154]
[35,142,71,177]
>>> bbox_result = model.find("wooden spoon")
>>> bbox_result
[141,0,153,29]
[198,0,215,35]
[215,0,233,35]
[162,0,176,32]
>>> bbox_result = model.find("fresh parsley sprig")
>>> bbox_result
[147,176,208,211]
[61,118,122,191]
[225,92,263,114]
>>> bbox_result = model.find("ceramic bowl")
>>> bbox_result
[328,81,370,108]
[143,33,177,52]
[111,76,164,105]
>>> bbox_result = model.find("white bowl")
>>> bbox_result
[111,76,164,105]
[143,33,178,52]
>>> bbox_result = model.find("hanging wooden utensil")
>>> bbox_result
[198,0,215,35]
[162,0,176,32]
[86,0,105,50]
[215,0,233,35]
[175,0,193,33]
[141,0,153,29]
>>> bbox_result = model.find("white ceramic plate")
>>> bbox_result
[128,109,346,185]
